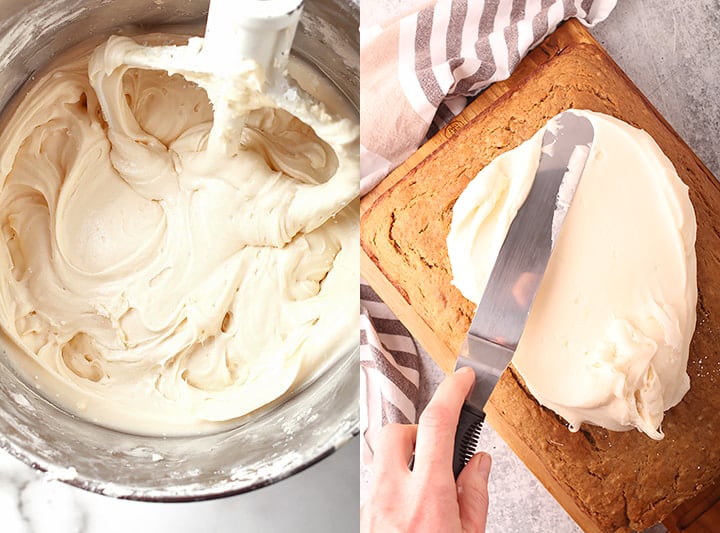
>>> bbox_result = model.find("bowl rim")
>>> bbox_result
[0,0,359,501]
[0,342,360,500]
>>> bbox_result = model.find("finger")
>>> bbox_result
[372,423,418,475]
[457,452,491,533]
[414,366,475,474]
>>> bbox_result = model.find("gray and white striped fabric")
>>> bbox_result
[360,0,617,194]
[359,0,616,481]
[360,281,419,470]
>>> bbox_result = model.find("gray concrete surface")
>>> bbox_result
[592,0,720,181]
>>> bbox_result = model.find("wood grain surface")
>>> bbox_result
[360,19,720,533]
[665,483,720,532]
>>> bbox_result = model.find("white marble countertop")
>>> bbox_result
[2,1,719,532]
[0,436,359,533]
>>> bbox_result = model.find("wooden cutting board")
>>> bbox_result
[665,483,720,532]
[361,19,720,533]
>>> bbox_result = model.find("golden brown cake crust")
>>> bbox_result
[361,40,720,532]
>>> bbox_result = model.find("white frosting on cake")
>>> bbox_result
[448,110,696,439]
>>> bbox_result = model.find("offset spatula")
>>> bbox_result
[452,111,594,477]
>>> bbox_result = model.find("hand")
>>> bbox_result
[361,366,492,533]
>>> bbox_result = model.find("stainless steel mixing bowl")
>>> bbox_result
[0,0,359,500]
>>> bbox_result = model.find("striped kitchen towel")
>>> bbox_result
[359,0,616,486]
[360,281,420,473]
[360,0,617,194]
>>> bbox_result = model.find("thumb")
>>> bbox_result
[457,452,491,533]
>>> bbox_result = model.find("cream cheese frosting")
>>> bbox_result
[0,33,359,435]
[448,110,696,439]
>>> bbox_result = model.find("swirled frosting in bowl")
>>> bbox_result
[0,33,359,435]
[448,110,696,439]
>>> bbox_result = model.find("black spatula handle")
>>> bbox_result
[452,402,486,478]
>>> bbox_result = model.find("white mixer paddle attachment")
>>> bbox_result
[91,0,359,240]
[194,0,309,152]
[117,0,304,152]
[203,0,304,94]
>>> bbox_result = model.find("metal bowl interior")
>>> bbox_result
[0,0,359,500]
